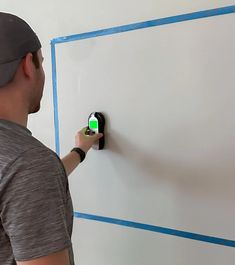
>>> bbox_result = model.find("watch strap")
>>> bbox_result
[71,147,86,162]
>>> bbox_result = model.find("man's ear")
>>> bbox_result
[21,53,34,79]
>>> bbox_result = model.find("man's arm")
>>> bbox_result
[62,127,103,176]
[62,151,82,176]
[17,249,70,265]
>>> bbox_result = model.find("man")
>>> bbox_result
[0,12,103,265]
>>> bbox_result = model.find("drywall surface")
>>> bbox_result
[55,7,235,265]
[1,1,235,264]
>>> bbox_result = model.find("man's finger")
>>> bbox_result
[93,133,103,140]
[80,127,89,135]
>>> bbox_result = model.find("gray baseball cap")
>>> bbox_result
[0,12,41,87]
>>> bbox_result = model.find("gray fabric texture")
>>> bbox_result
[0,119,74,265]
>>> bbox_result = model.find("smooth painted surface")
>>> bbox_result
[55,11,235,264]
[72,219,235,265]
[1,1,235,264]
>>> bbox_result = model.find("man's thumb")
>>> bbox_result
[95,133,103,140]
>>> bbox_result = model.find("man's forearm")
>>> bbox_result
[61,151,81,177]
[61,127,102,177]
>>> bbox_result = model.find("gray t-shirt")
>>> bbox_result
[0,119,74,265]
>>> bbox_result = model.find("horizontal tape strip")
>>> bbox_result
[51,5,235,155]
[53,6,235,248]
[51,5,235,44]
[74,212,235,248]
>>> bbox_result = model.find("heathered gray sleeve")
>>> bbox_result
[1,147,72,261]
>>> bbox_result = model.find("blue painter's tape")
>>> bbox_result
[51,5,235,44]
[74,212,235,248]
[51,5,235,247]
[51,5,235,155]
[50,42,60,155]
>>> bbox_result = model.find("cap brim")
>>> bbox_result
[0,59,21,87]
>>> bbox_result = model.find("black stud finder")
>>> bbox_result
[88,112,105,150]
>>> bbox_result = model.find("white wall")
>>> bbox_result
[1,1,235,265]
[1,0,234,147]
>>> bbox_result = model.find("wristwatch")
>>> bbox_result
[71,147,86,162]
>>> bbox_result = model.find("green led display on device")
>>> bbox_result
[89,120,98,129]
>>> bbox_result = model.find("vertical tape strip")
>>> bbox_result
[51,6,235,247]
[51,5,235,156]
[50,42,60,156]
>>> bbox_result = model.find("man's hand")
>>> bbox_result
[75,127,103,153]
[62,127,103,177]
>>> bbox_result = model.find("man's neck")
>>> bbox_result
[0,114,28,128]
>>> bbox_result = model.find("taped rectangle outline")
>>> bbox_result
[51,5,235,248]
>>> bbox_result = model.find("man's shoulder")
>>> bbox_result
[0,127,60,176]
